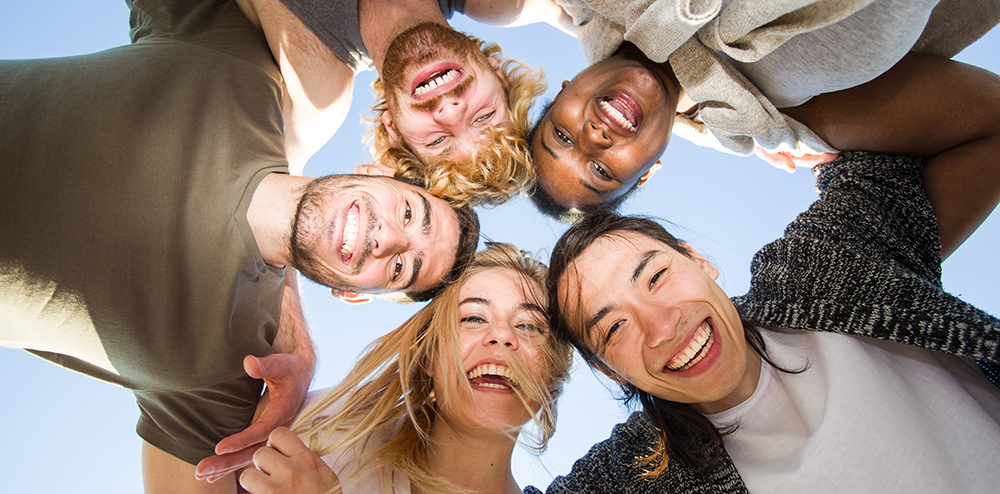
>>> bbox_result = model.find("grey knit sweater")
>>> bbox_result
[543,151,1000,494]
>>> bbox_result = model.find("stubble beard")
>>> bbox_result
[289,176,377,291]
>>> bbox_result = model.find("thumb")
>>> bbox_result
[244,355,266,380]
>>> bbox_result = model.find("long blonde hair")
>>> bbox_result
[293,243,571,493]
[366,39,546,207]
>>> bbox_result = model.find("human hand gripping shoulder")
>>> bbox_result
[241,427,341,494]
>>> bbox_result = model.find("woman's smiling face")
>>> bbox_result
[532,53,677,209]
[435,267,550,431]
[557,231,759,414]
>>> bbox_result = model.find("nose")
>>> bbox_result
[484,320,520,350]
[434,97,467,129]
[371,221,409,258]
[581,120,612,151]
[641,307,680,349]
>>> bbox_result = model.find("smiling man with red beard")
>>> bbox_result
[235,0,546,206]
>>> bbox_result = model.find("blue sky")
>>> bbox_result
[1,1,997,492]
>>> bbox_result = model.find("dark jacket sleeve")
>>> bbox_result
[546,412,746,494]
[733,151,1000,364]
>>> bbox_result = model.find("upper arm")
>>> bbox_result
[464,0,577,35]
[142,441,237,494]
[241,0,356,173]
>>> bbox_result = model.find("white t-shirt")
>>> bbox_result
[706,329,1000,493]
[297,390,411,494]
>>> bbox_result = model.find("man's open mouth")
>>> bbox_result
[414,68,460,97]
[467,362,519,389]
[597,91,642,133]
[340,202,360,263]
[665,320,715,372]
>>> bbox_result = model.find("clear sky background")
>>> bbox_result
[1,1,997,493]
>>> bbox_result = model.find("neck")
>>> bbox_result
[246,173,313,268]
[695,345,763,415]
[419,416,523,494]
[358,0,450,74]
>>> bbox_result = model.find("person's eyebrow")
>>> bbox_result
[419,193,431,236]
[540,131,560,160]
[631,251,657,284]
[519,302,546,315]
[460,297,490,306]
[402,193,433,290]
[403,254,423,291]
[580,178,609,197]
[584,250,658,336]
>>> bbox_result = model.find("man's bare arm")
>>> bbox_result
[463,0,577,36]
[235,0,355,173]
[784,52,1000,259]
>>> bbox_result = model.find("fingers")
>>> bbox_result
[267,427,311,456]
[195,443,262,483]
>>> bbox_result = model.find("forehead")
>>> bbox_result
[460,267,536,303]
[558,232,667,305]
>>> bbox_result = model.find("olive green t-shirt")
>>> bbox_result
[0,0,289,464]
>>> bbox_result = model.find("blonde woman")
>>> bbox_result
[240,243,572,494]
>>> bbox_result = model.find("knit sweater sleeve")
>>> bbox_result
[733,151,1000,364]
[545,412,746,494]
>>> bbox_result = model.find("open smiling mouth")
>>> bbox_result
[665,321,715,372]
[413,68,460,98]
[341,202,360,263]
[467,363,519,389]
[597,91,642,133]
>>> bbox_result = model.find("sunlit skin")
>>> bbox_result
[533,45,680,209]
[383,54,510,166]
[557,232,761,415]
[435,268,550,434]
[294,176,459,295]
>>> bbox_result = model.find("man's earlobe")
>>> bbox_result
[353,163,396,176]
[381,112,399,146]
[487,56,507,88]
[331,289,374,305]
[678,242,720,280]
[637,160,662,188]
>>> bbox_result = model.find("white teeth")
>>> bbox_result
[466,363,518,387]
[599,100,636,132]
[341,205,359,259]
[414,69,459,96]
[666,322,714,371]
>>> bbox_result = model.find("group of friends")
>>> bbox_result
[2,0,999,492]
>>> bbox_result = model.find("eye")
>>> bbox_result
[516,322,545,334]
[392,256,404,281]
[429,136,446,146]
[649,267,667,289]
[461,315,487,324]
[603,320,624,344]
[555,128,573,145]
[403,202,412,226]
[475,110,496,123]
[592,162,612,180]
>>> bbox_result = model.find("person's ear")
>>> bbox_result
[331,289,374,305]
[487,56,508,89]
[353,163,395,176]
[678,242,719,280]
[381,111,400,146]
[637,160,662,188]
